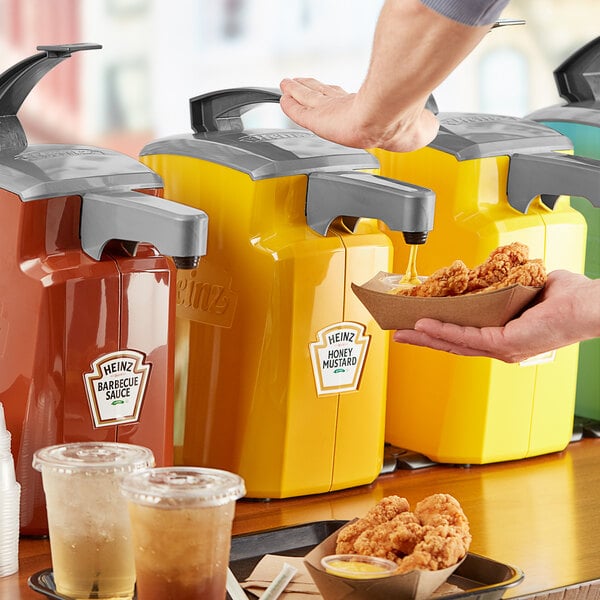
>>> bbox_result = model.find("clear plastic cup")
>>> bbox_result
[0,411,20,580]
[121,467,245,600]
[32,442,155,599]
[0,452,16,491]
[0,480,20,577]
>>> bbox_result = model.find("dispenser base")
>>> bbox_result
[382,444,438,471]
[573,416,600,439]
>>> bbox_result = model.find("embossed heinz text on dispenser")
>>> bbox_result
[0,44,208,535]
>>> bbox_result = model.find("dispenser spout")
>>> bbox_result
[507,152,600,213]
[80,190,208,267]
[0,43,101,152]
[306,171,435,244]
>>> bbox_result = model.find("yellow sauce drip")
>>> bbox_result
[399,244,421,286]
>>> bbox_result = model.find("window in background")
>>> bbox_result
[479,47,529,116]
[103,59,151,132]
[223,0,247,39]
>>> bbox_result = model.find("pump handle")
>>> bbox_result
[425,95,438,115]
[554,36,600,103]
[0,43,101,153]
[507,152,600,213]
[306,171,435,244]
[0,44,101,117]
[190,87,282,133]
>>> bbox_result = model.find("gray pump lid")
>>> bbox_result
[140,129,379,180]
[0,144,162,200]
[527,36,600,128]
[0,43,164,199]
[527,102,600,128]
[0,44,208,267]
[429,112,573,160]
[141,87,379,179]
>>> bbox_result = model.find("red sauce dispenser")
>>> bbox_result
[0,45,208,535]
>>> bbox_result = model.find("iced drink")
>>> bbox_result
[33,442,155,599]
[121,467,245,600]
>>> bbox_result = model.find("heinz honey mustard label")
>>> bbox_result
[309,322,370,395]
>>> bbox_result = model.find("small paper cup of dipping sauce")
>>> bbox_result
[321,555,398,580]
[381,274,427,294]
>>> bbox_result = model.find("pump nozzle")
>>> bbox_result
[306,171,435,243]
[80,190,208,268]
[0,43,101,153]
[507,152,600,213]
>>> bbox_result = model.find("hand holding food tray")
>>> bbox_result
[353,242,546,330]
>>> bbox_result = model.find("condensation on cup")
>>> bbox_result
[32,442,155,599]
[121,467,246,600]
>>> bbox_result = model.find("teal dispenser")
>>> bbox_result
[528,37,600,426]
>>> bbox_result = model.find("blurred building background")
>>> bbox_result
[0,0,598,156]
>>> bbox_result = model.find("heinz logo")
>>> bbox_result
[238,131,312,143]
[310,322,370,396]
[176,263,237,328]
[327,331,355,345]
[83,350,150,428]
[17,148,105,161]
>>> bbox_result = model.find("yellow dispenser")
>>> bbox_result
[371,111,600,465]
[527,36,600,426]
[140,88,435,497]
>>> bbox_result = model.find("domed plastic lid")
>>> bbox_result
[120,466,246,508]
[32,442,155,475]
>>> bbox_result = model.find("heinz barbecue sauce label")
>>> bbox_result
[310,322,370,395]
[83,351,151,428]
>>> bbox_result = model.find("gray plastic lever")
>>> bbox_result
[190,87,282,133]
[80,190,208,267]
[554,35,600,103]
[0,44,101,152]
[306,171,435,244]
[507,152,600,213]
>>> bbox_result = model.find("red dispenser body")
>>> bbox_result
[1,188,176,535]
[0,44,208,535]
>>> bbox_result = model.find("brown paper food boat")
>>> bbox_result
[304,526,465,600]
[352,271,543,330]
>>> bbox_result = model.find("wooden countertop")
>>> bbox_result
[5,437,600,599]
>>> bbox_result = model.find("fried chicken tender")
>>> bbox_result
[467,241,531,292]
[335,494,472,574]
[481,258,547,291]
[335,496,410,554]
[400,260,470,297]
[352,512,422,562]
[395,242,546,297]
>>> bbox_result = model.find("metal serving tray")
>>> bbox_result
[29,520,523,599]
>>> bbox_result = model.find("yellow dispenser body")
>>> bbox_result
[371,118,587,465]
[141,136,405,497]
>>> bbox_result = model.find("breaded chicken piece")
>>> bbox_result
[352,512,422,561]
[395,242,546,298]
[467,242,531,292]
[335,493,471,573]
[397,260,470,297]
[481,258,547,291]
[335,496,410,554]
[414,493,470,531]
